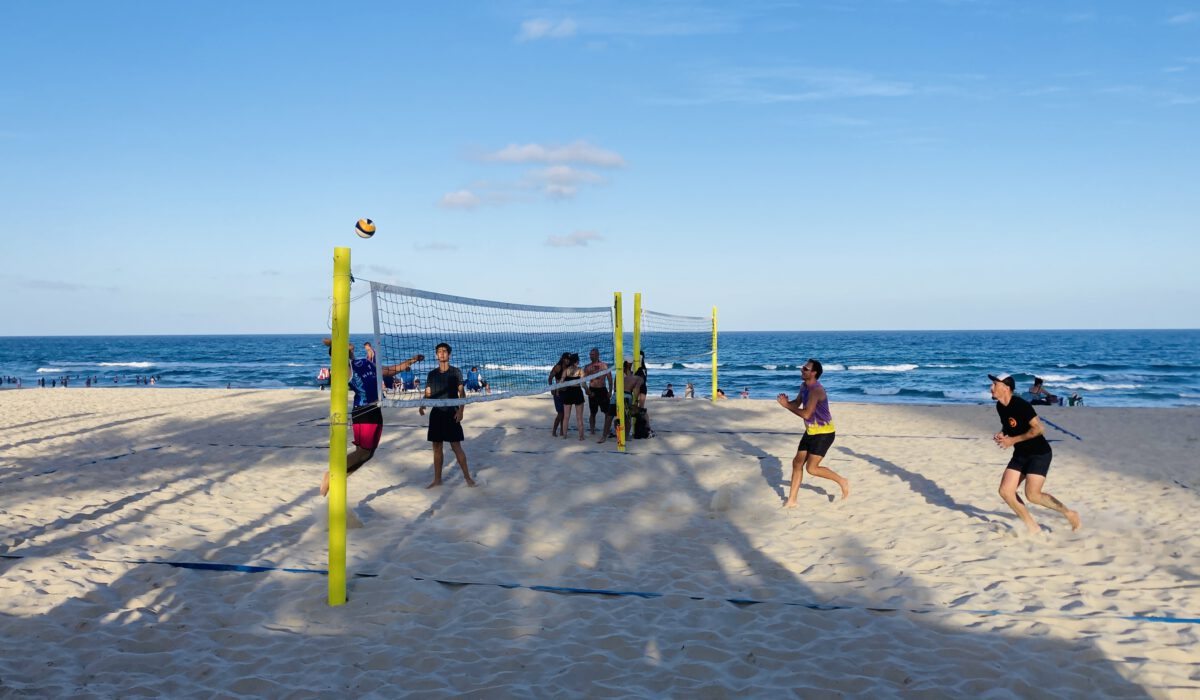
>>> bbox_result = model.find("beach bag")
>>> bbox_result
[633,408,651,439]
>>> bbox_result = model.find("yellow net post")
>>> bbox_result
[630,293,642,440]
[711,306,719,403]
[612,292,626,452]
[328,247,350,606]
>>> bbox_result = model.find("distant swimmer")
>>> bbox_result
[777,359,849,505]
[420,342,475,489]
[989,373,1081,534]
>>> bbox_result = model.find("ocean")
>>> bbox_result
[1,330,1198,408]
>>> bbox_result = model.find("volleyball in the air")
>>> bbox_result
[355,218,376,239]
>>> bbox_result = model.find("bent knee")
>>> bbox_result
[999,487,1017,500]
[805,462,823,475]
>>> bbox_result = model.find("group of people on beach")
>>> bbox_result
[318,336,1082,536]
[318,339,474,497]
[548,348,647,443]
[776,358,1081,534]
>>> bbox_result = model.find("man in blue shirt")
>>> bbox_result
[320,340,422,497]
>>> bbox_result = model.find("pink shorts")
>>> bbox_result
[353,422,383,451]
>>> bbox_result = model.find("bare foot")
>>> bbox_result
[839,480,851,501]
[465,478,477,487]
[426,480,442,489]
[319,471,330,497]
[597,437,607,444]
[578,435,584,441]
[783,500,798,509]
[1066,510,1082,531]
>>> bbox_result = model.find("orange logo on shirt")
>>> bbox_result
[1007,418,1018,428]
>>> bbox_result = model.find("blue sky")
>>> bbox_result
[2,1,1197,334]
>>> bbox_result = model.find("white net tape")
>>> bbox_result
[369,281,615,408]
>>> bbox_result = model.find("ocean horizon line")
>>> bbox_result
[2,327,1198,339]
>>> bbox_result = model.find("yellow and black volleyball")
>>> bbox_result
[355,218,376,239]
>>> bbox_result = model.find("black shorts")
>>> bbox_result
[797,431,835,457]
[427,409,464,443]
[352,404,383,425]
[589,387,612,416]
[1006,451,1052,477]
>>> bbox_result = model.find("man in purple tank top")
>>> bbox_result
[777,358,850,505]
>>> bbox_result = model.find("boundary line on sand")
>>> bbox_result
[3,551,1193,625]
[1039,418,1083,441]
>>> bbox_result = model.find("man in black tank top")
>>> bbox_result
[989,374,1081,534]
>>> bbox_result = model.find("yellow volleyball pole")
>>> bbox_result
[630,293,642,440]
[632,293,642,375]
[613,292,626,452]
[328,247,351,606]
[711,306,718,403]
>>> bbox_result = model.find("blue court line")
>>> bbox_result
[3,551,1195,624]
[1039,418,1083,441]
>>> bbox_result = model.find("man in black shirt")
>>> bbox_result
[419,342,475,489]
[989,373,1081,534]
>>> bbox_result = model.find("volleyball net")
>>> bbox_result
[368,281,616,408]
[634,297,718,401]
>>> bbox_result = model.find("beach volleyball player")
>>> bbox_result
[778,359,850,505]
[989,373,1081,534]
[319,340,422,497]
[419,342,476,489]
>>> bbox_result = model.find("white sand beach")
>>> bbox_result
[1,389,1198,697]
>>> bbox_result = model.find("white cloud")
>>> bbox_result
[663,66,916,106]
[484,140,626,168]
[441,142,624,208]
[1168,12,1199,25]
[526,165,605,198]
[547,230,603,247]
[439,189,481,209]
[517,18,578,41]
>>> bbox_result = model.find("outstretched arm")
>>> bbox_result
[381,354,425,378]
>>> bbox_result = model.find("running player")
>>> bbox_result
[989,373,1081,534]
[777,359,849,505]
